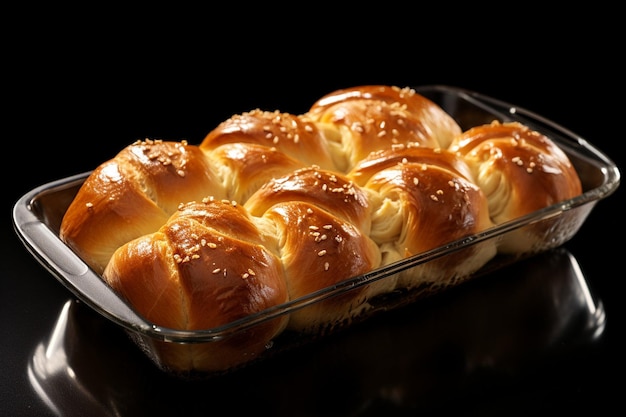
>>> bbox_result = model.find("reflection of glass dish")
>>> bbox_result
[28,248,605,416]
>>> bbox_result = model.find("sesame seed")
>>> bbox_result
[208,242,217,248]
[430,195,439,201]
[317,250,327,256]
[248,268,255,276]
[324,262,330,271]
[85,202,93,208]
[413,177,419,185]
[212,268,221,274]
[323,224,333,229]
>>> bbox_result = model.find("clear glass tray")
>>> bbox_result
[13,85,620,376]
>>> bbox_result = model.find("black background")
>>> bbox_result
[3,8,624,416]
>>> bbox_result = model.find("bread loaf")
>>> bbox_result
[58,85,583,373]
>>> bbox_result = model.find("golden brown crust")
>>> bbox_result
[360,152,496,288]
[205,142,306,203]
[103,199,289,372]
[244,166,372,235]
[449,121,583,224]
[59,85,584,373]
[262,201,383,331]
[307,85,462,172]
[60,139,226,273]
[200,109,337,171]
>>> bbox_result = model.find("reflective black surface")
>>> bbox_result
[4,33,623,415]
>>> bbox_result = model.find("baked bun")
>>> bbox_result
[306,85,463,172]
[448,121,583,253]
[205,142,306,203]
[200,109,337,171]
[244,167,384,331]
[102,198,289,373]
[60,139,226,273]
[349,147,497,290]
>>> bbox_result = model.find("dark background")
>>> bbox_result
[3,9,624,416]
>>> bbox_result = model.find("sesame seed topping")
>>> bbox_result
[324,262,330,271]
[430,195,439,201]
[317,250,327,256]
[85,202,94,208]
[212,268,221,274]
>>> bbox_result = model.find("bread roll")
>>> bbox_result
[448,121,583,253]
[102,198,289,373]
[306,85,463,172]
[60,139,226,273]
[349,147,497,289]
[205,142,306,203]
[262,201,382,332]
[244,166,385,331]
[200,109,337,171]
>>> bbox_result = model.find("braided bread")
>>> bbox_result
[59,85,582,373]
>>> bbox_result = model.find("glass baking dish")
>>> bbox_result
[12,85,620,376]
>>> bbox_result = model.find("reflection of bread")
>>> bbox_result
[59,85,583,373]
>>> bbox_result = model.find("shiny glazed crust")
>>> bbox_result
[59,85,583,373]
